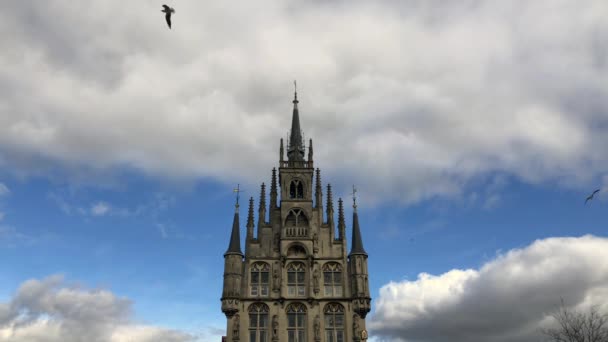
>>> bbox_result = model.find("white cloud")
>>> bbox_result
[0,1,607,205]
[0,275,196,342]
[370,235,608,342]
[91,201,111,216]
[0,183,9,197]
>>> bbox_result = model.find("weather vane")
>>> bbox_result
[233,184,243,207]
[351,185,358,210]
[294,80,297,93]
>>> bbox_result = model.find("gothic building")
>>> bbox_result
[221,89,371,342]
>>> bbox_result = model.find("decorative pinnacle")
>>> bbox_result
[247,197,254,227]
[308,139,313,162]
[327,184,334,212]
[259,183,266,210]
[315,169,321,189]
[338,198,345,227]
[271,168,277,191]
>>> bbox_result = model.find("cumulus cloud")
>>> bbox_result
[0,275,195,342]
[0,1,607,204]
[370,235,608,342]
[0,183,9,197]
[0,183,9,221]
[91,201,111,216]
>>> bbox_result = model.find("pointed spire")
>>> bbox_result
[349,201,367,256]
[338,198,345,240]
[280,138,284,163]
[326,183,334,228]
[315,168,322,209]
[351,185,358,213]
[258,183,266,226]
[287,82,305,162]
[247,197,254,228]
[270,168,278,209]
[225,200,243,257]
[308,139,313,162]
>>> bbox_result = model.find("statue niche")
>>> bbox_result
[284,208,309,238]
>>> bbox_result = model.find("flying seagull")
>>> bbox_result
[585,189,600,204]
[161,5,175,29]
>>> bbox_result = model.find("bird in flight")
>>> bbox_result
[161,5,175,29]
[585,189,600,204]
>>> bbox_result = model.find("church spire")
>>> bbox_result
[287,81,305,162]
[349,187,367,256]
[225,194,243,257]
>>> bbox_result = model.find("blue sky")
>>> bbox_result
[1,1,608,341]
[1,167,606,340]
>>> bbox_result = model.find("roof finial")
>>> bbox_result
[293,80,298,105]
[233,184,243,211]
[351,185,357,212]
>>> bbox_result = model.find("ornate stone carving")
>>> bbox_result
[233,314,240,341]
[313,268,320,294]
[272,315,278,341]
[272,265,280,292]
[353,314,361,341]
[314,314,321,341]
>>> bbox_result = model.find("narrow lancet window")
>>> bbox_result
[323,262,343,297]
[324,303,345,342]
[286,303,307,342]
[248,303,269,342]
[289,180,304,199]
[287,262,306,297]
[250,262,270,297]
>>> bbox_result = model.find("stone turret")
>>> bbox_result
[221,201,244,320]
[349,197,371,325]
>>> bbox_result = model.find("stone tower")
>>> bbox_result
[221,89,371,342]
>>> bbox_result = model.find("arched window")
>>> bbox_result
[285,209,308,227]
[286,303,307,342]
[323,262,343,297]
[250,262,270,296]
[248,303,269,342]
[287,262,306,297]
[324,303,345,342]
[289,180,304,199]
[285,209,308,238]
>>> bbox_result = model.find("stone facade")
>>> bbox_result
[221,91,371,342]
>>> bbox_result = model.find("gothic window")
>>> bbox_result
[289,180,304,199]
[248,303,269,342]
[287,262,306,297]
[323,262,343,297]
[285,209,309,237]
[250,262,270,297]
[324,303,345,342]
[286,303,307,342]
